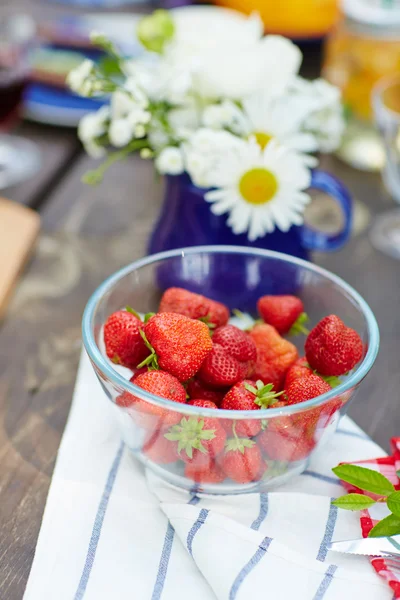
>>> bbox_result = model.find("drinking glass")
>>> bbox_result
[0,15,40,189]
[370,75,400,260]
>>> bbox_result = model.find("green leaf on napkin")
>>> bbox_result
[368,514,400,538]
[332,464,395,496]
[332,493,376,510]
[387,491,400,517]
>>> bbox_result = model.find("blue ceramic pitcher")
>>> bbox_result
[148,170,352,261]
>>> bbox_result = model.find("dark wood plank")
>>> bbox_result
[0,155,162,600]
[5,123,81,207]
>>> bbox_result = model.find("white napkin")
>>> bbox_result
[24,352,392,600]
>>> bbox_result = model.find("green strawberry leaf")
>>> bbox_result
[387,491,400,517]
[289,312,310,336]
[225,437,255,454]
[244,383,258,395]
[332,464,395,496]
[125,306,142,320]
[332,493,376,510]
[396,470,400,479]
[144,312,155,323]
[368,514,400,538]
[320,374,342,388]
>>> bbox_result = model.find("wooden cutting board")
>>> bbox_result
[0,198,40,320]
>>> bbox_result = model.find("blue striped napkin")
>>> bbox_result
[24,352,392,600]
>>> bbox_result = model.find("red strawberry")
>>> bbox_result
[130,367,149,381]
[286,374,331,406]
[143,313,212,381]
[249,323,298,391]
[165,415,226,468]
[258,428,315,462]
[104,310,149,368]
[159,287,229,328]
[198,344,248,388]
[142,430,178,464]
[286,373,331,431]
[188,399,219,409]
[186,378,226,406]
[212,325,257,365]
[221,437,265,484]
[257,295,308,335]
[284,357,313,389]
[305,315,363,376]
[221,380,283,437]
[184,462,226,484]
[116,370,186,430]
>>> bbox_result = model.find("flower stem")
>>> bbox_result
[82,139,148,185]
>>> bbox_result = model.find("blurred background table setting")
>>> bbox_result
[1,0,400,598]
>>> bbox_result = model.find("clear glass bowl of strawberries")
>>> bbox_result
[82,246,379,494]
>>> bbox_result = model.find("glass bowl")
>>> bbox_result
[82,246,379,494]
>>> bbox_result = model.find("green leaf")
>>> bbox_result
[126,306,142,319]
[332,493,376,511]
[332,464,395,496]
[396,470,400,479]
[97,55,123,78]
[144,312,155,323]
[368,514,400,538]
[320,374,342,388]
[387,491,400,517]
[289,312,310,336]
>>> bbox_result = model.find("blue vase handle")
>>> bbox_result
[300,169,353,252]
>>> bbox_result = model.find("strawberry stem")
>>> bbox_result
[289,312,310,336]
[137,330,159,370]
[244,379,284,409]
[198,315,216,331]
[165,417,216,458]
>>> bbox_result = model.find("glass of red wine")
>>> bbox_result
[0,15,40,189]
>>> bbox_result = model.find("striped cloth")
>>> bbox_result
[24,352,393,600]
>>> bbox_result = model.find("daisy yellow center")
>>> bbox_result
[239,168,278,205]
[253,131,273,150]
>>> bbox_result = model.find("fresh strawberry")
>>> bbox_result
[249,323,298,391]
[212,325,257,365]
[116,370,186,430]
[165,415,226,468]
[305,315,363,376]
[257,295,308,335]
[221,437,265,484]
[284,357,313,389]
[186,378,226,406]
[159,287,229,328]
[221,380,283,437]
[198,344,248,388]
[104,309,149,368]
[142,430,178,464]
[286,374,331,406]
[130,367,149,381]
[184,462,226,484]
[258,428,315,462]
[188,399,219,409]
[143,313,213,381]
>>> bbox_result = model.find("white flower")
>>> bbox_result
[78,106,110,158]
[168,106,200,140]
[204,138,311,241]
[167,10,301,100]
[241,91,319,166]
[111,90,137,118]
[155,147,184,175]
[109,118,134,147]
[184,128,246,188]
[299,79,345,153]
[67,59,96,96]
[202,100,247,133]
[124,77,149,108]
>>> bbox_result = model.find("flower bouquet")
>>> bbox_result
[68,7,348,247]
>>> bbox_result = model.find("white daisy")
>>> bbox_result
[241,90,319,166]
[205,138,311,241]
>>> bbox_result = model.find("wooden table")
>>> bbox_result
[1,6,400,599]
